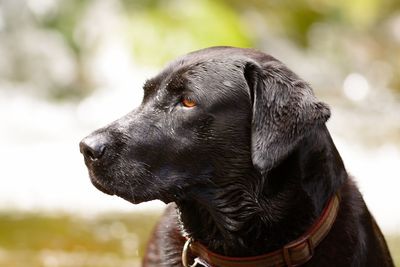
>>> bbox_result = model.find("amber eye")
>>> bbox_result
[182,97,196,108]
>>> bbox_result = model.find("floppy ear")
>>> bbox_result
[243,60,331,174]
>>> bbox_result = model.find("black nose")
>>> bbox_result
[80,135,107,161]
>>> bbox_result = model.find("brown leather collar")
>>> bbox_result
[182,193,340,267]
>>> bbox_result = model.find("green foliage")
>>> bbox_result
[226,0,400,45]
[122,0,252,66]
[2,0,400,100]
[42,0,91,54]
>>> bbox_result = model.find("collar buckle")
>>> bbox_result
[283,237,314,266]
[182,237,193,267]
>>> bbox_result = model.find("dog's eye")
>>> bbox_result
[181,97,196,108]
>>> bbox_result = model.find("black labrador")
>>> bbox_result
[80,47,394,267]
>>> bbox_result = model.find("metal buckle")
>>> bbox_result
[192,258,211,267]
[283,237,314,266]
[182,237,193,267]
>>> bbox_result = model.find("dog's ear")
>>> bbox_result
[243,60,331,174]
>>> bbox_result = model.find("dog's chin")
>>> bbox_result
[90,177,115,196]
[118,193,147,205]
[88,170,115,195]
[117,185,176,205]
[88,169,176,204]
[88,175,156,204]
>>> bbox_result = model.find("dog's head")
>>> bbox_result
[80,47,330,204]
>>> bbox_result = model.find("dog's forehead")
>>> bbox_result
[184,60,245,92]
[158,48,249,91]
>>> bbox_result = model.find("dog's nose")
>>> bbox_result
[79,135,107,161]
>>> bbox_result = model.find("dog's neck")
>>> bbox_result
[176,126,347,257]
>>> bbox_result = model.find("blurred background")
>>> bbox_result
[0,0,399,266]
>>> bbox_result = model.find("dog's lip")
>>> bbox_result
[89,173,115,196]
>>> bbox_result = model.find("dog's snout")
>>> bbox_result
[80,135,107,161]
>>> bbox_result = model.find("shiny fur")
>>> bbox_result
[80,47,394,266]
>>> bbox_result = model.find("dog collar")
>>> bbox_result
[182,193,340,267]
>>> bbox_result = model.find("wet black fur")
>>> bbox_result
[80,47,393,266]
